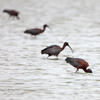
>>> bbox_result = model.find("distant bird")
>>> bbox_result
[65,57,92,73]
[24,24,49,36]
[3,9,20,19]
[41,42,73,59]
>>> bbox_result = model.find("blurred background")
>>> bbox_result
[0,0,100,100]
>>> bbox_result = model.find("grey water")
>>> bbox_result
[0,0,100,100]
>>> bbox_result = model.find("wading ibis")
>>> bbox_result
[24,24,49,36]
[3,9,20,19]
[41,42,73,59]
[65,57,92,73]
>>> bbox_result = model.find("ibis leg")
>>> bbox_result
[75,68,79,73]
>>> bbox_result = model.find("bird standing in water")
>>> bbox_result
[65,57,92,73]
[24,24,49,36]
[3,9,20,19]
[41,42,73,59]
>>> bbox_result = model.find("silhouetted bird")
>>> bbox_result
[65,57,92,73]
[3,9,20,19]
[24,24,49,36]
[41,42,73,59]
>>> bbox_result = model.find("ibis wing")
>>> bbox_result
[25,28,41,35]
[77,59,89,68]
[69,58,81,67]
[41,45,60,55]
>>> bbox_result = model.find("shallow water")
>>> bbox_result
[0,0,100,100]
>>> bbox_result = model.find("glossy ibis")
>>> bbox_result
[41,42,73,59]
[24,24,49,36]
[3,9,20,19]
[65,57,92,73]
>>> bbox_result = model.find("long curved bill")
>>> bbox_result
[68,45,73,53]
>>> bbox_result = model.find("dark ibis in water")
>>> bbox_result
[65,57,92,73]
[41,42,73,59]
[24,24,49,36]
[3,9,20,19]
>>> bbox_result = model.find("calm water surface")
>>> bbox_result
[0,0,100,100]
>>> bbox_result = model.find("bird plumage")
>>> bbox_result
[41,45,61,56]
[66,58,81,67]
[41,42,73,58]
[3,9,20,19]
[24,28,42,35]
[65,57,92,73]
[24,24,48,36]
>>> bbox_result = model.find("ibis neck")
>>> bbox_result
[61,44,66,51]
[43,26,46,32]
